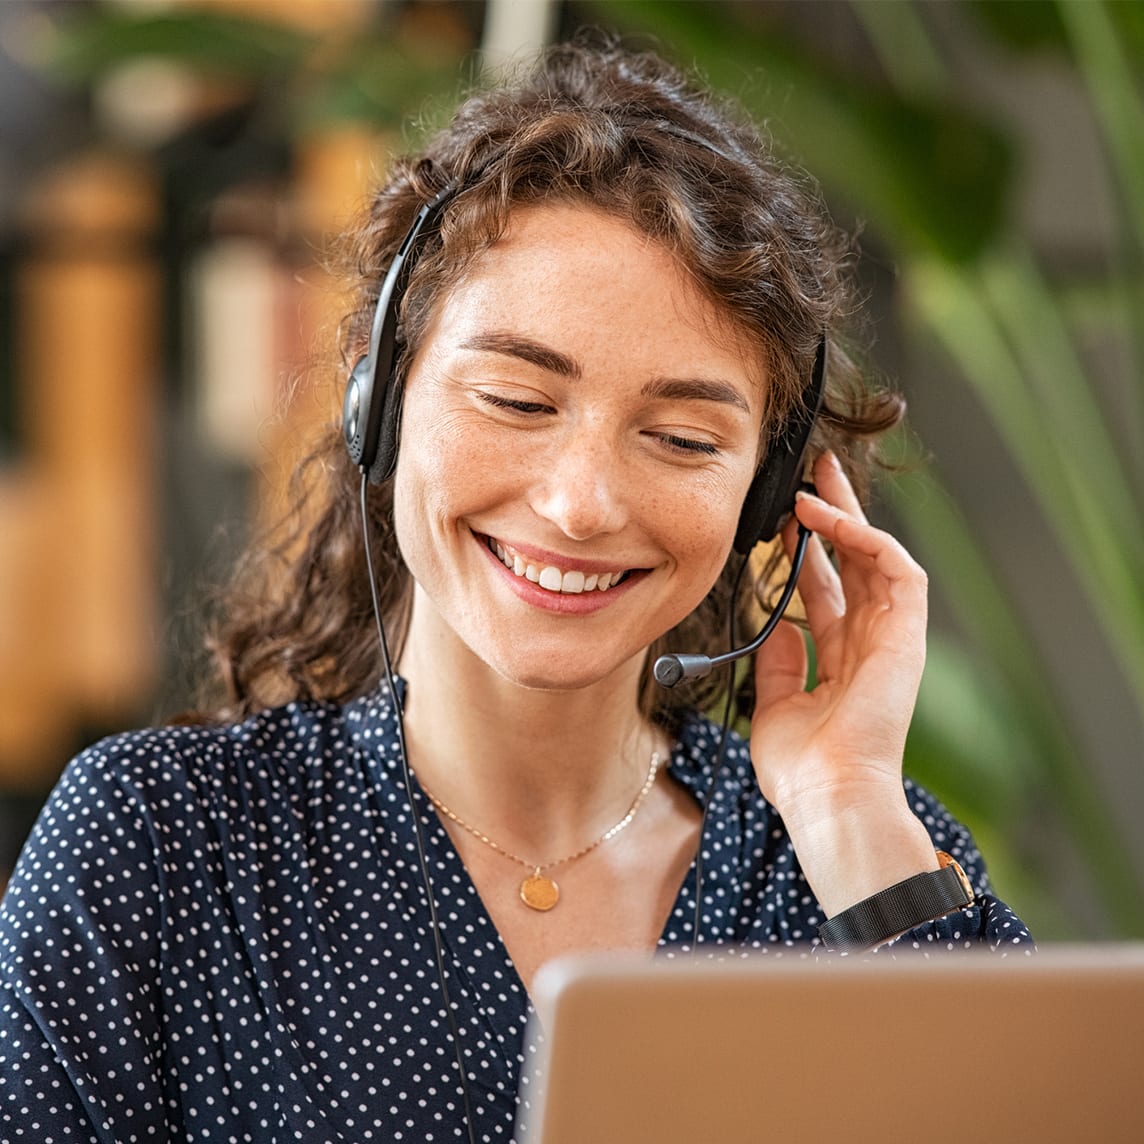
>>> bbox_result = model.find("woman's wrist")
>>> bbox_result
[777,783,938,919]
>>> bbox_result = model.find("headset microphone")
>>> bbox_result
[653,518,812,687]
[655,337,825,690]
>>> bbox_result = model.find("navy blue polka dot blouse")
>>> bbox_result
[0,686,1031,1141]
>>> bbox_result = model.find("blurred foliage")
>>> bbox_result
[577,0,1015,264]
[43,5,473,138]
[583,0,1144,936]
[35,0,1144,935]
[48,8,313,78]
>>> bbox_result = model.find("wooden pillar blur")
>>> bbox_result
[0,152,159,787]
[252,124,385,526]
[166,0,379,520]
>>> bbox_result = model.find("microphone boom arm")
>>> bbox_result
[653,522,813,688]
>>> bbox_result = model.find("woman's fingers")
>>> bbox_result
[810,451,867,523]
[791,453,872,615]
[784,456,928,690]
[782,512,846,635]
[753,618,809,713]
[795,492,926,616]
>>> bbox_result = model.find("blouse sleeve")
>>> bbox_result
[851,778,1035,955]
[0,740,169,1142]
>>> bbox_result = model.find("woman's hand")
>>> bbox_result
[749,451,937,918]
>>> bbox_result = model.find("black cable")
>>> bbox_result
[690,522,813,951]
[690,551,749,951]
[359,475,478,1144]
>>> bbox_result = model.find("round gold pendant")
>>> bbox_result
[520,872,560,911]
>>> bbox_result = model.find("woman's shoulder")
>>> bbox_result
[51,689,403,816]
[6,690,401,898]
[69,698,334,776]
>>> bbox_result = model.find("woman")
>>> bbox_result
[0,39,1030,1142]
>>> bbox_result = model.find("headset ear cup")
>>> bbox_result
[344,355,377,470]
[733,338,826,555]
[343,185,457,484]
[369,373,403,484]
[734,457,793,552]
[347,279,402,485]
[344,345,398,485]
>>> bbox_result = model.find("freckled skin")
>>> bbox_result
[393,203,765,694]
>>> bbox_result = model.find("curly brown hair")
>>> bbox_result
[195,37,903,729]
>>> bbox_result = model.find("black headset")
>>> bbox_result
[343,184,826,556]
[343,185,457,486]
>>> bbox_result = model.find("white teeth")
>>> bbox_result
[488,538,626,596]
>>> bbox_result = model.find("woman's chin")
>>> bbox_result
[485,647,644,697]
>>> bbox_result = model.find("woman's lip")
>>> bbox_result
[475,532,645,577]
[475,532,648,613]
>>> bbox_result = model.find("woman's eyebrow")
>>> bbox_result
[460,332,751,413]
[641,376,752,414]
[460,332,582,379]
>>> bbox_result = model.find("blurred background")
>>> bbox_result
[0,0,1140,940]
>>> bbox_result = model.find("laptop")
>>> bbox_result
[517,945,1144,1143]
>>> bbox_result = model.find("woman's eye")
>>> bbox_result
[477,392,553,415]
[656,433,720,456]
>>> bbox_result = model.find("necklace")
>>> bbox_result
[418,751,661,911]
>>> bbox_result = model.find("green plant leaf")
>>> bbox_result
[968,0,1070,54]
[888,453,1144,934]
[295,38,469,134]
[582,0,1014,263]
[904,634,1033,824]
[48,9,313,83]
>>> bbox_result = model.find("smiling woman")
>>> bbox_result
[394,204,762,695]
[0,34,1031,1144]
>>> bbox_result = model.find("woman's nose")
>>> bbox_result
[531,428,629,541]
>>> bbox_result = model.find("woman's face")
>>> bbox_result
[393,203,765,692]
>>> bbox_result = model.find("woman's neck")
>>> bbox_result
[395,619,665,859]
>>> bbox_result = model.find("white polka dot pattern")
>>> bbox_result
[0,690,1032,1139]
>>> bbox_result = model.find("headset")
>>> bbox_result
[343,185,456,486]
[343,184,827,561]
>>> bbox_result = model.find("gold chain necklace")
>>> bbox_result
[418,751,661,911]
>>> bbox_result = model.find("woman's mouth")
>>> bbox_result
[484,537,632,595]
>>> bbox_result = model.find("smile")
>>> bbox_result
[485,538,632,595]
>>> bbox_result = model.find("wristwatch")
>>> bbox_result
[817,851,975,951]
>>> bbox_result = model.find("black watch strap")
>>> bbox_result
[817,851,975,951]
